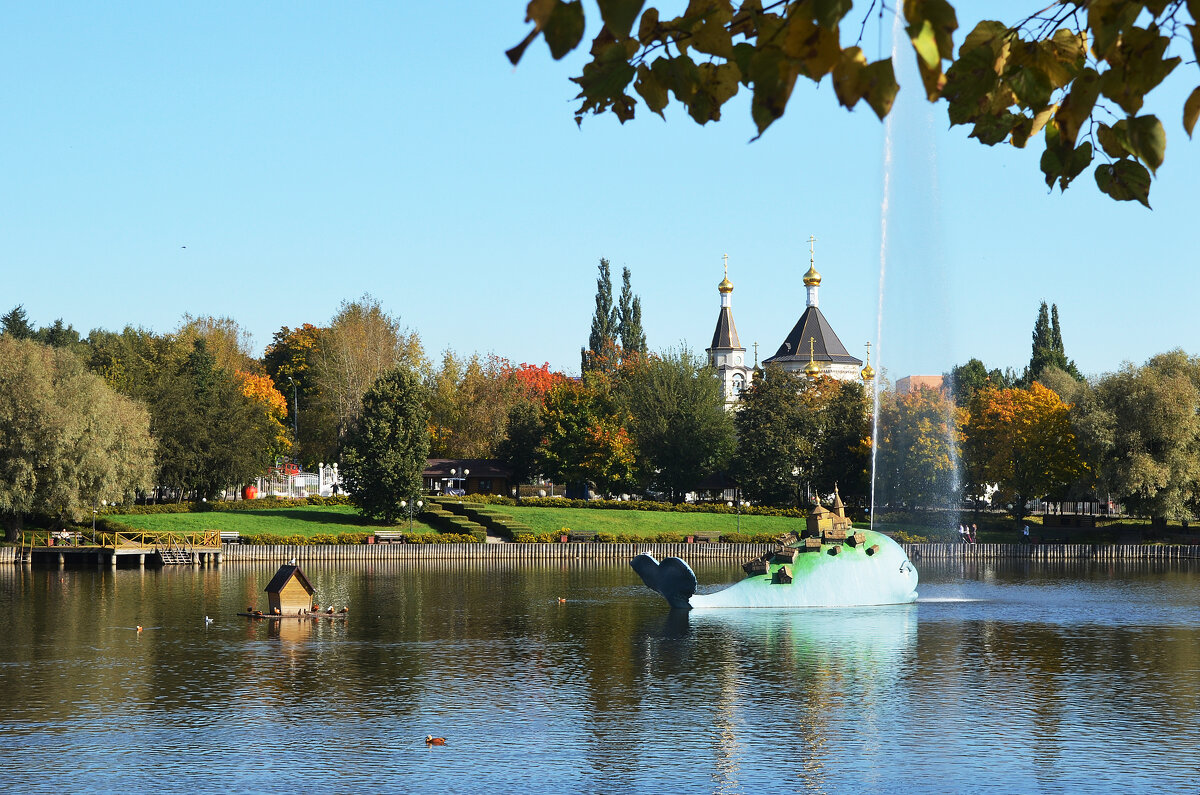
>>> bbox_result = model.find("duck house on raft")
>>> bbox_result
[264,563,315,615]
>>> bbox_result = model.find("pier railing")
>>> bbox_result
[20,529,222,551]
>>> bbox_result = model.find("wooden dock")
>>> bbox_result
[12,530,222,569]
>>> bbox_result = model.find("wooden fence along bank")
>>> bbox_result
[4,542,1197,565]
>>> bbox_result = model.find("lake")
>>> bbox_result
[1,558,1197,794]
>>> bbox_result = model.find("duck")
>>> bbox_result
[136,625,143,633]
[425,735,446,746]
[326,605,335,614]
[557,597,567,603]
[339,606,349,614]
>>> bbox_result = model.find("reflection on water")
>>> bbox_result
[0,559,1197,793]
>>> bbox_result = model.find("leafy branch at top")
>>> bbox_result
[509,0,1200,207]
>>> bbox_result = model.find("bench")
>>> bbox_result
[220,531,240,544]
[49,531,82,546]
[375,531,405,544]
[691,532,721,543]
[567,531,596,543]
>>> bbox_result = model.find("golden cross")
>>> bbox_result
[809,336,816,361]
[722,252,729,278]
[753,341,758,365]
[865,340,872,364]
[808,234,817,265]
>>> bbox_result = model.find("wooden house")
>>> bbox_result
[773,547,798,563]
[773,565,794,584]
[743,557,770,575]
[265,564,315,615]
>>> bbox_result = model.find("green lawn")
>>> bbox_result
[497,504,807,537]
[110,505,438,538]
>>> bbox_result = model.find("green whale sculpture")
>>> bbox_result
[631,527,918,609]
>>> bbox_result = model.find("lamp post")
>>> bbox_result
[399,498,424,531]
[449,467,470,495]
[92,498,107,534]
[727,496,745,534]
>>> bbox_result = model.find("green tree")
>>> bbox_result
[1,305,35,340]
[496,399,545,492]
[732,365,814,506]
[341,368,431,522]
[946,358,1014,408]
[622,348,734,502]
[152,340,277,500]
[617,266,647,363]
[813,377,872,501]
[582,258,618,373]
[510,1,1195,206]
[0,337,154,538]
[35,318,83,352]
[875,386,963,508]
[86,326,168,401]
[1027,301,1081,384]
[1094,351,1200,523]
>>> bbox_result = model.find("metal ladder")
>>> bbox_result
[157,539,192,565]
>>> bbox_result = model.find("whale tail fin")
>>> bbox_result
[630,553,697,609]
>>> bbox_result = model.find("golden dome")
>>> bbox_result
[804,358,823,378]
[718,276,734,293]
[803,263,822,286]
[860,362,875,381]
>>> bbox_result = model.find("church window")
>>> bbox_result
[732,374,745,394]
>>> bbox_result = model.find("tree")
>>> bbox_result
[617,267,647,363]
[175,314,258,374]
[811,377,872,501]
[85,326,167,401]
[0,337,154,538]
[732,365,814,506]
[621,348,734,501]
[582,258,618,373]
[35,318,83,351]
[1094,351,1200,523]
[313,295,425,446]
[963,383,1084,524]
[341,368,431,522]
[1027,301,1080,384]
[509,1,1196,206]
[1,305,34,340]
[540,377,636,496]
[946,358,1013,408]
[496,400,546,491]
[152,340,277,500]
[426,351,520,458]
[875,386,964,509]
[263,323,335,466]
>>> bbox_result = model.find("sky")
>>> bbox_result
[4,2,1198,382]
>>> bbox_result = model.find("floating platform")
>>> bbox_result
[237,612,349,621]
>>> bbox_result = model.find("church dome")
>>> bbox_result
[860,362,875,381]
[718,276,734,294]
[804,358,823,378]
[803,263,822,286]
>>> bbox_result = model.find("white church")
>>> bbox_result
[706,241,875,407]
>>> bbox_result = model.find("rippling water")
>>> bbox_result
[1,559,1197,794]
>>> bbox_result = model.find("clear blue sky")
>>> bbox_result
[4,2,1197,381]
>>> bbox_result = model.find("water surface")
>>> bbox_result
[1,559,1197,793]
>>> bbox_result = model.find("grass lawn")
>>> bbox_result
[497,504,808,537]
[110,505,438,538]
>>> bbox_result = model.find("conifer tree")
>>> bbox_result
[581,258,618,373]
[617,267,647,362]
[1,306,34,340]
[1028,302,1081,384]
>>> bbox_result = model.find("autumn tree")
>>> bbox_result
[175,314,258,375]
[0,337,154,538]
[341,368,431,522]
[510,1,1198,206]
[426,351,521,458]
[621,348,734,501]
[540,377,636,496]
[263,323,335,466]
[875,386,964,509]
[313,295,425,446]
[496,400,546,492]
[963,383,1084,524]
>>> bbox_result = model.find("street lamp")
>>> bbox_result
[92,498,107,535]
[727,497,745,534]
[399,498,424,531]
[449,467,470,495]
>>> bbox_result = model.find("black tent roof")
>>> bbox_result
[763,306,862,365]
[708,306,742,351]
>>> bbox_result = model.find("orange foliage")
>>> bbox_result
[506,361,567,401]
[237,371,289,419]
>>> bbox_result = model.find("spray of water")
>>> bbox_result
[870,9,905,531]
